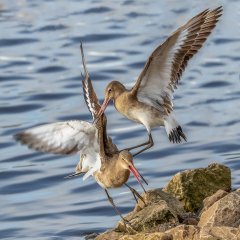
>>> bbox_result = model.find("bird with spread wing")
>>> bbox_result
[97,7,223,156]
[15,44,147,225]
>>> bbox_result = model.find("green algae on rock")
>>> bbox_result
[116,189,185,232]
[163,163,231,212]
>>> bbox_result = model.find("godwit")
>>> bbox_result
[97,7,223,156]
[15,44,147,225]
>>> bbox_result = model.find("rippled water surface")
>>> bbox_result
[1,0,240,239]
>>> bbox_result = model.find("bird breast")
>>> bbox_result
[114,92,164,129]
[114,92,135,117]
[94,168,130,189]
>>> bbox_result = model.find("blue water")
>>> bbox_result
[1,0,240,239]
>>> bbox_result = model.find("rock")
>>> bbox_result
[85,233,98,240]
[96,164,237,240]
[119,225,200,240]
[182,217,199,226]
[97,225,240,240]
[95,230,123,240]
[198,191,240,228]
[200,189,228,215]
[134,189,185,216]
[163,163,231,212]
[179,212,199,225]
[165,225,200,240]
[208,226,240,240]
[116,189,185,232]
[199,226,240,240]
[236,188,240,193]
[119,232,172,240]
[156,222,179,232]
[96,190,185,239]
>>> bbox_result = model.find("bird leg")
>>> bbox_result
[124,135,151,151]
[105,189,126,221]
[125,183,146,205]
[132,133,154,157]
[104,189,131,226]
[104,189,137,233]
[64,172,82,179]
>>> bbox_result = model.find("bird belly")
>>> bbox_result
[114,94,164,130]
[82,153,101,181]
[94,170,130,189]
[129,107,164,131]
[94,174,107,188]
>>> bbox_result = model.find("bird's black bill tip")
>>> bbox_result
[138,171,148,186]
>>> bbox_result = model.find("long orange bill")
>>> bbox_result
[129,165,147,193]
[97,98,110,118]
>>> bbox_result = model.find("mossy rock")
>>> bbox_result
[163,163,231,212]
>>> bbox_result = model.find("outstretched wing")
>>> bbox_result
[80,44,117,159]
[131,7,222,114]
[15,121,97,155]
[80,43,101,122]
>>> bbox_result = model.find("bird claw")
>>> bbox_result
[138,195,146,206]
[131,187,146,206]
[122,219,137,234]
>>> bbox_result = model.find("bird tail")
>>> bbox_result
[164,114,187,143]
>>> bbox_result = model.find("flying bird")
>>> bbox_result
[15,44,147,225]
[97,7,223,156]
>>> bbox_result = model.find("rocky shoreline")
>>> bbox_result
[89,163,240,240]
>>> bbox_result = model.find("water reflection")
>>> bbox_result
[0,0,240,239]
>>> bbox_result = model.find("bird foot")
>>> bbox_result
[123,219,137,234]
[133,190,146,206]
[138,195,146,206]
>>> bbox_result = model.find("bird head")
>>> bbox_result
[119,150,147,192]
[97,81,125,117]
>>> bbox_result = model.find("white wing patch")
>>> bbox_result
[137,29,189,112]
[82,153,101,181]
[15,120,97,155]
[84,78,96,119]
[136,7,223,115]
[16,120,102,181]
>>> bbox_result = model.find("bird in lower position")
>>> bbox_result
[15,44,147,225]
[97,7,223,156]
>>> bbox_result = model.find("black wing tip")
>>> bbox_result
[14,132,26,143]
[209,6,223,19]
[13,132,40,151]
[204,6,222,13]
[168,126,187,144]
[212,6,223,16]
[214,6,223,11]
[13,132,37,149]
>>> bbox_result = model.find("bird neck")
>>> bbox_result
[113,83,126,100]
[114,159,129,176]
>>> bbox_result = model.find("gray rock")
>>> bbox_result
[163,163,231,212]
[119,225,200,240]
[198,191,240,228]
[200,189,228,215]
[199,226,240,240]
[116,189,185,232]
[104,225,240,240]
[165,224,200,240]
[95,230,123,240]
